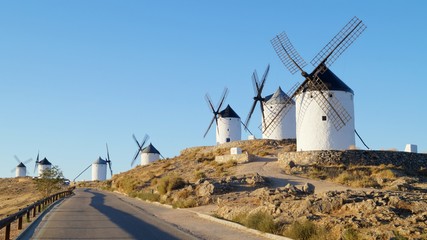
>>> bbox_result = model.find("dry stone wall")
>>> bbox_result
[278,150,427,172]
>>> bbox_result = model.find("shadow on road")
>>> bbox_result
[85,189,182,240]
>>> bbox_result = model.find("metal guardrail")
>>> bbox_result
[0,187,75,240]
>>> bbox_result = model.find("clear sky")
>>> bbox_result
[1,1,426,179]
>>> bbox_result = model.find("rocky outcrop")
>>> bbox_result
[216,186,427,239]
[278,150,427,172]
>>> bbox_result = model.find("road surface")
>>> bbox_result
[27,188,270,240]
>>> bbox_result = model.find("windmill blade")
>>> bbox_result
[252,70,260,94]
[34,151,40,174]
[240,120,254,136]
[73,164,92,182]
[203,115,217,138]
[216,87,229,113]
[245,100,258,128]
[271,31,307,75]
[24,158,33,164]
[310,16,366,69]
[14,155,21,164]
[131,149,140,167]
[133,134,142,148]
[205,93,216,113]
[258,64,270,93]
[108,161,113,177]
[106,143,113,177]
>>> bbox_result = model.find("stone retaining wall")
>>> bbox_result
[215,152,256,164]
[278,150,427,172]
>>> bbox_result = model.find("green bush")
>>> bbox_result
[342,228,359,240]
[172,197,197,208]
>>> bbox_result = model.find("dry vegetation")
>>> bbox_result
[74,139,426,239]
[0,177,43,219]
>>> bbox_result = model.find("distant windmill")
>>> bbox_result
[10,155,32,177]
[132,134,164,166]
[268,16,367,151]
[73,144,113,182]
[245,64,297,140]
[34,151,52,177]
[204,88,242,144]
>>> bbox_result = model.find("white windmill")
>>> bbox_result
[91,157,107,181]
[37,157,52,177]
[132,134,164,166]
[74,144,113,182]
[204,88,242,144]
[11,155,32,177]
[245,65,297,140]
[267,17,368,151]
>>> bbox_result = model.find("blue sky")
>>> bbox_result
[1,1,426,179]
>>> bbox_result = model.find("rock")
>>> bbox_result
[302,183,315,194]
[246,173,265,185]
[250,187,269,197]
[196,181,215,197]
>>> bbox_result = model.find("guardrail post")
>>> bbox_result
[26,209,30,222]
[5,222,10,240]
[17,209,23,230]
[32,206,36,217]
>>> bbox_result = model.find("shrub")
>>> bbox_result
[135,190,160,202]
[172,197,197,208]
[157,175,185,195]
[245,211,277,233]
[284,220,316,240]
[342,228,359,240]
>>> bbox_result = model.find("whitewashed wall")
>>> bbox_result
[141,153,160,165]
[216,117,241,144]
[262,102,296,140]
[295,90,355,151]
[92,163,107,181]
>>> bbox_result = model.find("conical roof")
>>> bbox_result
[298,67,353,94]
[141,143,160,154]
[17,162,26,168]
[93,157,107,164]
[219,105,240,118]
[38,158,52,165]
[264,87,293,104]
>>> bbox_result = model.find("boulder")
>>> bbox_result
[302,183,315,194]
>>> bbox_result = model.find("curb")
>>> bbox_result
[188,210,293,240]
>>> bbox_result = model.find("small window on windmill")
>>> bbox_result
[322,116,327,121]
[227,128,229,132]
[329,93,333,98]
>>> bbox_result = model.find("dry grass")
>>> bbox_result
[0,177,43,219]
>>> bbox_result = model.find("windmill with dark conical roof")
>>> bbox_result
[268,16,368,151]
[131,134,164,166]
[203,88,242,144]
[10,155,32,177]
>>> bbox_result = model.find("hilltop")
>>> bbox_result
[83,139,427,239]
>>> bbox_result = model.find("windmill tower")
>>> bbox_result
[132,135,164,166]
[204,88,242,144]
[92,157,107,181]
[11,155,32,177]
[268,17,366,151]
[74,144,113,182]
[37,158,52,177]
[262,87,296,139]
[140,143,162,165]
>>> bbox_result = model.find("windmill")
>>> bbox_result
[36,155,52,177]
[10,155,32,177]
[131,134,149,166]
[245,64,298,140]
[267,16,367,151]
[73,144,113,182]
[204,88,242,144]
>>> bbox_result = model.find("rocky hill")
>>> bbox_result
[103,139,427,240]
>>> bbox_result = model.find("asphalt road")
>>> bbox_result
[26,188,269,240]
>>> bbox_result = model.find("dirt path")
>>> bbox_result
[236,156,371,194]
